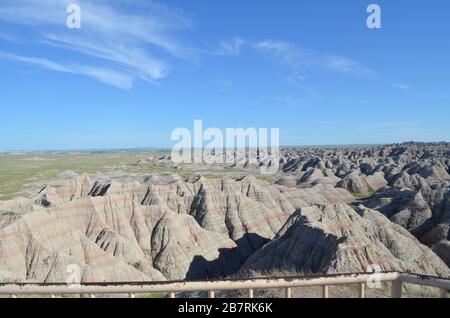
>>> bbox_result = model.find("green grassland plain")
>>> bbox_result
[0,152,171,200]
[0,151,279,201]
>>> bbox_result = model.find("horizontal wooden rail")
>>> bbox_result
[0,272,448,298]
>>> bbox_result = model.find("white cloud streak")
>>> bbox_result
[0,0,192,88]
[254,40,377,79]
[216,37,245,56]
[0,50,133,89]
[42,33,168,82]
[392,83,412,89]
[211,38,374,98]
[210,38,375,99]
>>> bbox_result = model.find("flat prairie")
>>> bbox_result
[0,151,172,200]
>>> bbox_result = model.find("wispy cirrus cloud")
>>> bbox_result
[210,37,375,98]
[392,83,412,89]
[0,50,134,89]
[215,37,245,56]
[42,33,168,83]
[0,0,192,88]
[253,40,377,79]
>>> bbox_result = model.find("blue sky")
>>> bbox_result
[0,0,449,150]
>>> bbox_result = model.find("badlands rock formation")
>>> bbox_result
[1,173,355,282]
[273,143,450,268]
[279,142,450,193]
[1,142,450,283]
[362,182,450,265]
[242,203,450,277]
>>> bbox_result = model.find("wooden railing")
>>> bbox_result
[0,272,449,298]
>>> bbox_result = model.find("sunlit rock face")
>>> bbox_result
[242,203,450,277]
[1,142,450,282]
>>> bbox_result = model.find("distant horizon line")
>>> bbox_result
[1,141,449,153]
